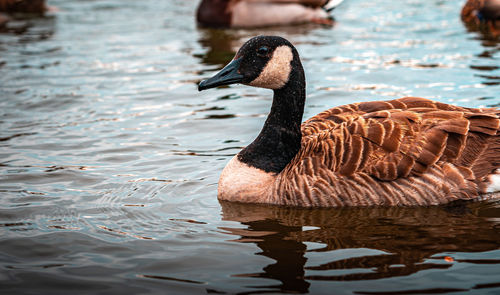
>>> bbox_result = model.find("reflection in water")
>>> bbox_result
[0,0,499,293]
[196,29,239,66]
[470,39,499,92]
[220,200,500,294]
[230,218,310,293]
[195,23,328,68]
[0,13,54,38]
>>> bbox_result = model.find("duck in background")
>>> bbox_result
[461,0,500,37]
[0,0,47,13]
[196,0,344,28]
[0,0,48,29]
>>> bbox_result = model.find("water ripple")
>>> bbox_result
[0,0,498,293]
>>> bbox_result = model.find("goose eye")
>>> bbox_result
[256,46,269,57]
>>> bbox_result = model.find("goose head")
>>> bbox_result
[198,35,302,91]
[198,36,307,175]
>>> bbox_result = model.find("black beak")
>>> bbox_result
[198,58,244,91]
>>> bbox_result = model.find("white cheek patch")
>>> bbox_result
[249,45,293,90]
[486,169,500,193]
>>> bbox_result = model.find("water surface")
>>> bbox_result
[1,0,499,294]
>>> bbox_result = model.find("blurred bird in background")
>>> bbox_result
[461,0,500,37]
[196,0,344,28]
[0,0,48,28]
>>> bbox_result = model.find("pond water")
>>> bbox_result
[1,0,499,294]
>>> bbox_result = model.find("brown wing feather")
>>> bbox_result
[275,97,500,207]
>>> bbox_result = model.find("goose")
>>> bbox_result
[198,35,500,207]
[461,0,500,36]
[196,0,344,28]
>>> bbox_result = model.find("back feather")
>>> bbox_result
[275,97,500,207]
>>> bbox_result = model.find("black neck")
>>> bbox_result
[238,61,305,173]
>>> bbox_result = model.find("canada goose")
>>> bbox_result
[198,36,500,207]
[461,0,500,36]
[196,0,344,28]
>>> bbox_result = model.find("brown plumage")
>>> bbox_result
[199,36,500,207]
[277,97,500,206]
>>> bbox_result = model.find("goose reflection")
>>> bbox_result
[220,200,500,294]
[195,24,324,68]
[471,38,499,91]
[196,29,239,67]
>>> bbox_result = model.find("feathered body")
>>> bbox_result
[196,0,342,28]
[199,36,500,207]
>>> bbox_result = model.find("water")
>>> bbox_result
[0,0,499,294]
